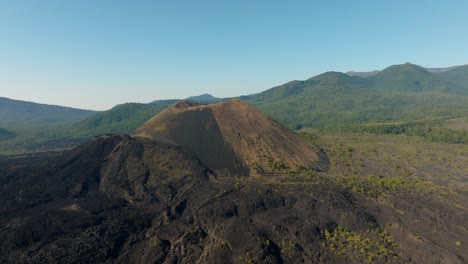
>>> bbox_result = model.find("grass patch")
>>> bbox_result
[323,225,402,263]
[337,175,425,199]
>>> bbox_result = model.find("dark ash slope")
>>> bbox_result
[0,134,387,264]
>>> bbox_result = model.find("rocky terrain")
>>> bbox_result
[0,100,467,264]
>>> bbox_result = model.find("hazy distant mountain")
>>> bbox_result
[186,93,222,103]
[148,99,179,107]
[435,64,468,88]
[0,97,95,127]
[73,102,174,136]
[346,64,465,77]
[149,94,223,106]
[424,65,464,73]
[345,70,380,77]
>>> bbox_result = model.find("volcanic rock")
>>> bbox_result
[133,99,329,176]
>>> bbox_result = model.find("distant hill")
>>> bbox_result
[0,128,15,141]
[73,102,173,136]
[368,63,466,94]
[435,64,468,88]
[248,71,372,128]
[0,99,178,154]
[0,102,174,154]
[148,99,179,106]
[346,65,466,77]
[247,63,468,137]
[186,93,223,103]
[253,72,370,102]
[0,97,95,127]
[424,65,463,73]
[149,94,223,106]
[346,70,380,77]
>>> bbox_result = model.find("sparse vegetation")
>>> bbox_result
[271,159,289,171]
[323,225,402,264]
[338,175,425,199]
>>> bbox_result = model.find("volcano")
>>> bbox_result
[133,99,328,176]
[1,100,464,264]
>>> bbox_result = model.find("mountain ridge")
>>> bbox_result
[368,63,467,94]
[0,97,95,127]
[436,64,468,88]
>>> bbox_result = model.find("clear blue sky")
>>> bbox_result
[1,0,467,110]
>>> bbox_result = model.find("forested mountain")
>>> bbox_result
[73,103,173,136]
[368,63,466,94]
[248,64,466,127]
[0,97,95,127]
[245,63,468,144]
[435,64,468,88]
[149,94,222,106]
[75,95,223,137]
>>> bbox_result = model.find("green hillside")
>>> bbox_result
[346,70,380,77]
[247,63,468,143]
[0,102,173,154]
[0,97,95,127]
[436,64,468,88]
[0,128,15,141]
[253,72,370,102]
[72,102,172,136]
[76,95,221,138]
[0,97,95,153]
[368,63,467,94]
